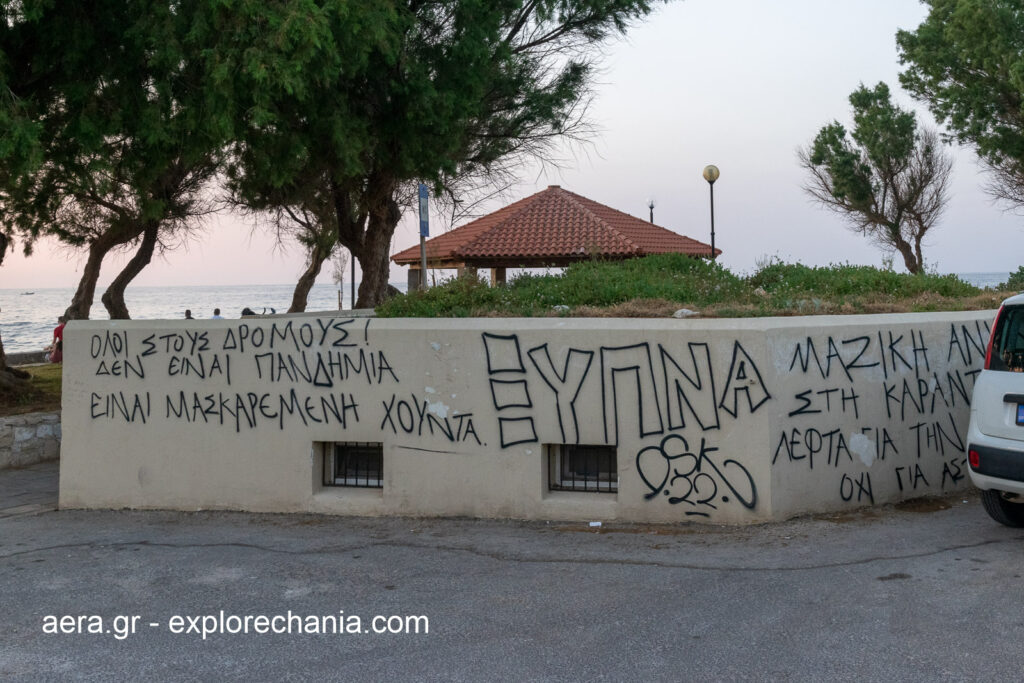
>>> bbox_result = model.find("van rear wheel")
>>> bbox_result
[980,489,1024,527]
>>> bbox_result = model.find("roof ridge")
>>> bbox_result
[450,188,550,257]
[560,189,641,253]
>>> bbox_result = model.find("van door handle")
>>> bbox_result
[1005,394,1024,403]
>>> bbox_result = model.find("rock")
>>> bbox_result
[754,287,768,297]
[672,308,699,319]
[552,305,570,313]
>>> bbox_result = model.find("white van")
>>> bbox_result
[967,292,1024,526]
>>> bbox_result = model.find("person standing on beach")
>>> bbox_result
[49,316,65,363]
[211,308,224,319]
[184,310,193,320]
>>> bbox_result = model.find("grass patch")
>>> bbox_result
[378,254,1009,319]
[0,364,62,416]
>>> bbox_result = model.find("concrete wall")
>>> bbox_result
[1,412,61,470]
[7,351,50,365]
[59,312,992,523]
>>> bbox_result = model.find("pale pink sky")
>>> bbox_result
[1,0,1019,291]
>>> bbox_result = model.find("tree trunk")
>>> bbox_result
[288,242,331,313]
[890,227,921,275]
[64,226,142,320]
[101,222,159,319]
[354,195,401,308]
[0,233,30,395]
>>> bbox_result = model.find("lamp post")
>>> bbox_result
[702,164,719,260]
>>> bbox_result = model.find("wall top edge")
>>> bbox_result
[64,309,997,335]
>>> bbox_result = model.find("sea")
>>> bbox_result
[0,272,1014,354]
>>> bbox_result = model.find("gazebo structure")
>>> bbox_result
[392,185,720,290]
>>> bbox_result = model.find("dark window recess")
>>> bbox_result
[549,444,618,493]
[323,442,383,488]
[992,305,1024,373]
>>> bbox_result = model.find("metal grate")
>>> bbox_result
[323,442,383,488]
[548,444,618,493]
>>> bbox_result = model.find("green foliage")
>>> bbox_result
[0,363,62,415]
[800,82,952,275]
[747,262,977,299]
[376,255,982,318]
[0,0,242,295]
[1002,266,1024,291]
[898,1,1024,183]
[227,0,662,305]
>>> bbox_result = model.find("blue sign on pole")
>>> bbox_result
[418,184,429,237]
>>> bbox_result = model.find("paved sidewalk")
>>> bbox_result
[1,464,1022,681]
[0,461,57,519]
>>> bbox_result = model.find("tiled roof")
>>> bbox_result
[392,186,718,265]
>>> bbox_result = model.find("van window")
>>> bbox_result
[992,306,1024,372]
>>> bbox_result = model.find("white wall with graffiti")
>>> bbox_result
[59,311,992,523]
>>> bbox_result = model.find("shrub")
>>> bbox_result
[1002,266,1024,291]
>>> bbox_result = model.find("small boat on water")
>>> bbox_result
[20,292,34,295]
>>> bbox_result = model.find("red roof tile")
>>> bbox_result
[392,186,718,265]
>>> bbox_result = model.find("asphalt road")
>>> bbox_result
[1,463,1022,681]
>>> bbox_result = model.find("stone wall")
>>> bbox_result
[0,412,61,470]
[58,311,993,522]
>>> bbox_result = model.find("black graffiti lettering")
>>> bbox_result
[482,333,525,374]
[600,343,664,445]
[89,391,150,423]
[858,426,899,461]
[790,337,826,377]
[945,369,970,406]
[718,341,771,418]
[528,344,594,443]
[166,353,228,382]
[278,389,308,429]
[637,434,757,511]
[376,351,398,383]
[330,319,358,347]
[95,356,145,379]
[841,387,859,419]
[825,337,853,382]
[397,400,414,432]
[380,395,397,432]
[298,323,315,348]
[911,329,930,376]
[842,335,879,373]
[342,352,367,384]
[187,330,210,354]
[910,412,965,458]
[942,458,966,489]
[826,429,852,467]
[912,463,929,488]
[788,389,821,417]
[947,322,987,366]
[90,331,128,359]
[840,472,873,504]
[453,414,482,445]
[887,331,913,374]
[883,378,926,421]
[659,343,720,431]
[877,331,888,379]
[381,394,479,443]
[895,462,931,490]
[270,322,296,350]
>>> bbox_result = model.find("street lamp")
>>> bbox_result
[702,164,719,261]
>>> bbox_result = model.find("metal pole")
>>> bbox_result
[420,235,427,291]
[350,250,356,309]
[709,183,716,261]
